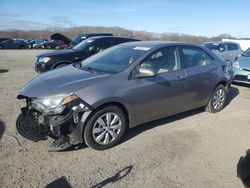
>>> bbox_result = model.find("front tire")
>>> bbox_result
[84,105,127,150]
[206,85,227,113]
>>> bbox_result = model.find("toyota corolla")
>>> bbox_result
[17,41,233,151]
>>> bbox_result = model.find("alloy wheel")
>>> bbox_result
[92,112,122,145]
[212,89,225,110]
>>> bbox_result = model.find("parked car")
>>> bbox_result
[232,48,250,84]
[35,36,139,73]
[51,32,113,48]
[33,39,47,49]
[0,39,28,49]
[17,41,233,151]
[42,40,63,49]
[203,41,242,62]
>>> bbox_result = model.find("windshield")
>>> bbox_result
[72,34,87,44]
[243,48,250,57]
[72,39,94,50]
[80,45,148,74]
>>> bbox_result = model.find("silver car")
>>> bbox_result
[203,42,242,62]
[232,48,250,84]
[17,41,233,151]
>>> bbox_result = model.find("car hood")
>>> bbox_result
[239,56,250,69]
[37,49,78,58]
[51,33,72,45]
[19,65,109,98]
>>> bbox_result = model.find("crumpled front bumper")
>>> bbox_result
[17,96,93,151]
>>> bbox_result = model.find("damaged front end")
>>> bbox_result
[16,94,92,151]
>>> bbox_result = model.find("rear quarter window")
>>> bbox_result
[180,46,213,68]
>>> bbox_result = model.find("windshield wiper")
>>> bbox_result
[79,65,95,73]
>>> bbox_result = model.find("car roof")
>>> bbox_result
[119,41,201,48]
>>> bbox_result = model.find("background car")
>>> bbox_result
[0,39,28,49]
[232,48,250,84]
[35,36,139,73]
[203,41,242,62]
[51,32,113,48]
[32,39,48,49]
[42,40,64,49]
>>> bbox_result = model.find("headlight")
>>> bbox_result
[232,61,240,69]
[31,94,79,115]
[38,57,51,63]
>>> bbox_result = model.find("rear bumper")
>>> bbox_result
[232,67,250,84]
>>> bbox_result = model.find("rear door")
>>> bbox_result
[132,46,186,123]
[179,46,219,110]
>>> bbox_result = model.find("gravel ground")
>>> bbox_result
[0,50,250,188]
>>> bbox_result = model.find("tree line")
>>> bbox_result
[0,26,246,44]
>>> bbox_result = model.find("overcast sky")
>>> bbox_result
[0,0,250,37]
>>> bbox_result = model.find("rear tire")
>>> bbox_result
[206,85,227,113]
[84,105,127,150]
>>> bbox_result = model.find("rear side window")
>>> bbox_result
[180,47,213,68]
[227,43,239,51]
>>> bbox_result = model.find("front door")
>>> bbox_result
[132,46,186,123]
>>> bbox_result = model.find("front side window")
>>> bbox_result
[140,46,181,74]
[181,47,212,68]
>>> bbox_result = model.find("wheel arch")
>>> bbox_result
[51,60,73,69]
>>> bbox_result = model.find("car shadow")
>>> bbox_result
[0,119,5,140]
[225,86,239,106]
[91,165,133,188]
[45,176,72,188]
[0,68,8,74]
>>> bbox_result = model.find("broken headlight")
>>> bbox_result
[31,94,85,115]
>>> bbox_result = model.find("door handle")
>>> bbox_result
[174,75,186,81]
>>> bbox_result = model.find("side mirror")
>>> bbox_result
[88,46,95,52]
[135,67,156,78]
[219,47,225,52]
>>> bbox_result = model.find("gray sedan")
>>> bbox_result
[17,41,233,151]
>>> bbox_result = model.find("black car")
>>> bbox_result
[35,36,139,73]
